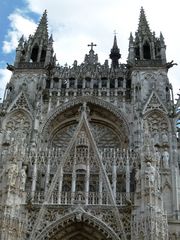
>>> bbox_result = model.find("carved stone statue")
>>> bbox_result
[155,149,161,168]
[162,150,169,169]
[144,162,156,187]
[153,130,160,146]
[4,129,11,143]
[7,159,18,188]
[162,131,168,144]
[20,166,27,191]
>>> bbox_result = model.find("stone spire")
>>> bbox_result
[109,35,121,69]
[128,32,135,63]
[34,10,49,41]
[137,7,151,36]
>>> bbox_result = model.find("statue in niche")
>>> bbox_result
[20,165,27,191]
[155,148,161,168]
[7,159,19,188]
[162,149,169,169]
[153,130,160,146]
[4,129,11,144]
[162,131,168,144]
[144,162,156,187]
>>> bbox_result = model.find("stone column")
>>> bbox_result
[47,92,52,113]
[107,78,110,96]
[31,156,37,200]
[71,170,76,204]
[112,160,117,198]
[82,78,85,89]
[58,167,63,204]
[45,157,50,193]
[37,43,43,62]
[59,78,62,89]
[126,151,130,197]
[85,164,90,204]
[99,171,103,204]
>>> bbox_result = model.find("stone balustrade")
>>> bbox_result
[32,191,134,206]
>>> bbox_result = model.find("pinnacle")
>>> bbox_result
[110,35,121,68]
[112,35,118,49]
[34,9,49,41]
[138,7,151,35]
[110,35,120,54]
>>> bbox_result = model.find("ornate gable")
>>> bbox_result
[7,91,33,113]
[142,91,168,114]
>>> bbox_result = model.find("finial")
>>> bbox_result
[18,35,24,47]
[88,42,97,51]
[110,34,121,68]
[129,32,133,43]
[138,7,151,35]
[34,9,49,40]
[49,34,54,43]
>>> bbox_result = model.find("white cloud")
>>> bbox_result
[2,0,180,97]
[0,69,12,101]
[3,9,37,53]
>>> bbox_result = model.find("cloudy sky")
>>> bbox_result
[0,0,179,100]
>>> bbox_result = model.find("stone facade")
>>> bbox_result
[0,7,180,240]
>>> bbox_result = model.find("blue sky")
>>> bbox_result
[0,0,38,65]
[0,0,179,101]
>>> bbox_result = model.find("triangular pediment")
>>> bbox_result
[29,103,126,240]
[142,91,168,114]
[7,91,33,113]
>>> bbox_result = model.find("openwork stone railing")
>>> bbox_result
[17,62,45,69]
[28,147,139,167]
[32,191,134,206]
[134,59,162,67]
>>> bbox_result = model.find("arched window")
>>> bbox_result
[135,46,140,59]
[143,41,151,59]
[101,77,107,88]
[77,79,83,88]
[69,78,75,88]
[40,48,46,62]
[31,44,39,62]
[85,77,91,88]
[110,79,115,88]
[76,169,86,192]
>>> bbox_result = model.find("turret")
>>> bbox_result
[160,32,167,64]
[109,35,121,68]
[45,34,54,65]
[128,7,167,64]
[14,10,54,67]
[128,32,135,64]
[14,35,24,67]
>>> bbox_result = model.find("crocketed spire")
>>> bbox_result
[137,7,151,36]
[109,35,121,69]
[34,10,49,41]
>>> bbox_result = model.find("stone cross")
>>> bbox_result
[88,42,97,51]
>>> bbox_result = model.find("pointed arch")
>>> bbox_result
[40,47,46,62]
[135,45,140,60]
[31,43,39,62]
[41,96,131,142]
[36,210,120,240]
[143,40,151,59]
[143,109,172,132]
[1,109,33,148]
[2,108,33,130]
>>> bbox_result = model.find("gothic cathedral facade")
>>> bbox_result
[0,8,180,240]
